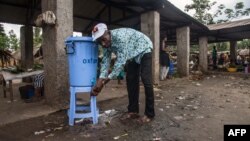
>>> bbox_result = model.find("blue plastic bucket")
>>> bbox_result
[65,36,98,87]
[169,61,174,75]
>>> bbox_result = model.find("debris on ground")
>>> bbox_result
[176,96,185,100]
[229,76,236,80]
[189,71,203,80]
[174,116,184,120]
[196,116,205,119]
[53,126,63,131]
[34,130,46,135]
[153,137,161,141]
[224,83,231,87]
[154,87,162,92]
[99,109,119,126]
[159,108,164,112]
[45,133,54,138]
[80,133,91,138]
[113,133,128,140]
[196,83,201,86]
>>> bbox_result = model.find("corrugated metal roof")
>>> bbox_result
[0,0,209,44]
[1,0,249,43]
[207,18,250,43]
[207,19,250,30]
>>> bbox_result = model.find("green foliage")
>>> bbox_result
[8,30,19,51]
[0,24,20,51]
[0,24,5,35]
[190,44,199,52]
[33,27,42,47]
[184,0,217,24]
[0,34,9,50]
[216,42,229,51]
[208,42,229,52]
[214,2,250,23]
[0,24,9,50]
[185,1,250,24]
[0,49,13,68]
[237,39,250,49]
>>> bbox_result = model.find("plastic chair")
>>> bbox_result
[68,86,99,126]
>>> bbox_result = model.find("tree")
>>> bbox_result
[185,1,250,52]
[216,42,229,52]
[0,24,4,36]
[185,1,250,24]
[0,49,12,68]
[184,0,217,24]
[8,30,19,51]
[0,24,9,50]
[215,2,250,23]
[237,39,250,49]
[33,27,42,47]
[0,24,12,67]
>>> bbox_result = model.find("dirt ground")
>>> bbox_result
[0,74,250,141]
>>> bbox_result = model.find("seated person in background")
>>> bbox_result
[217,53,225,70]
[224,52,229,63]
[33,72,45,101]
[236,54,242,65]
[218,53,225,65]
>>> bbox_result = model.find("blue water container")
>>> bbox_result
[169,61,174,75]
[65,36,98,87]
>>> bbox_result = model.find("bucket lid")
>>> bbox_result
[65,36,94,42]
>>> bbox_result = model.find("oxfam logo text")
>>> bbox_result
[82,58,98,64]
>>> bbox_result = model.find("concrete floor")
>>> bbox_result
[0,79,127,125]
[1,74,249,141]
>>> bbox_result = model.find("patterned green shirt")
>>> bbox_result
[99,28,153,79]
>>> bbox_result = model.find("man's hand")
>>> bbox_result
[91,79,104,96]
[91,78,111,96]
[91,87,100,96]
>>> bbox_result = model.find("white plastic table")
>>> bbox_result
[0,70,44,102]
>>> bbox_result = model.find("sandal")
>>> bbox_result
[137,115,153,124]
[119,112,140,121]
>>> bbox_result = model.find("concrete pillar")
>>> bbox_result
[199,36,208,72]
[42,0,73,107]
[141,11,160,85]
[20,26,33,70]
[176,26,190,77]
[230,41,237,64]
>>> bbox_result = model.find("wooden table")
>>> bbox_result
[0,70,44,102]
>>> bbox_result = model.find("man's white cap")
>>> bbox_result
[92,23,108,41]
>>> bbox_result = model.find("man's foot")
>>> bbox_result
[119,112,140,121]
[137,115,153,124]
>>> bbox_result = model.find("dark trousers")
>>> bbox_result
[126,52,155,118]
[213,58,217,69]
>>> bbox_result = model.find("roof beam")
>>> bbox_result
[83,5,107,33]
[0,1,41,10]
[160,15,187,24]
[74,15,124,27]
[97,0,138,14]
[111,9,152,24]
[74,15,105,22]
[0,1,27,8]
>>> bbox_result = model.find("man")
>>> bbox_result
[212,46,217,69]
[160,37,170,80]
[91,23,155,123]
